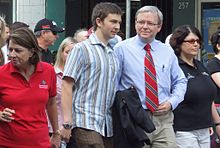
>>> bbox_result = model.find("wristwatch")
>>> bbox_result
[62,123,73,129]
[52,129,61,136]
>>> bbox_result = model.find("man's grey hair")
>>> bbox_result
[135,6,163,25]
[35,30,42,38]
[73,28,87,39]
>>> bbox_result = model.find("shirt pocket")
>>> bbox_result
[155,64,171,94]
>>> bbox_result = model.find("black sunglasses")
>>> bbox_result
[51,31,58,35]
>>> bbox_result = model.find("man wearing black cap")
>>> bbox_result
[34,18,64,65]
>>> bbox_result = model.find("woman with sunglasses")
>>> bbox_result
[169,25,220,148]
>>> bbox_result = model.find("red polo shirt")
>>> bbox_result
[0,62,56,148]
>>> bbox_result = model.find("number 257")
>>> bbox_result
[178,2,189,10]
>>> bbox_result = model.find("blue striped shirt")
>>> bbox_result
[63,33,118,137]
[114,35,187,110]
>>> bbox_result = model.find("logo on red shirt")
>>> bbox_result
[39,80,48,89]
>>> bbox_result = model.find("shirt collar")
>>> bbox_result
[89,33,102,45]
[54,66,63,74]
[90,33,114,47]
[88,33,113,52]
[9,62,43,74]
[134,35,158,51]
[178,57,198,68]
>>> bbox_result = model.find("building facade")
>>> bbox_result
[0,0,219,60]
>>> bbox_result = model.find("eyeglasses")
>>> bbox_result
[183,39,201,44]
[136,20,158,27]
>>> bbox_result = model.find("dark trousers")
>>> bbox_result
[50,130,78,148]
[67,128,78,148]
[72,128,113,148]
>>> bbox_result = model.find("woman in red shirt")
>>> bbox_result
[0,27,60,148]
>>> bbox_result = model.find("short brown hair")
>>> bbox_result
[10,21,29,33]
[91,2,123,31]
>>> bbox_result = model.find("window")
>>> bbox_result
[0,0,13,24]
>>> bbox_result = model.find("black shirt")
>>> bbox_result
[207,57,220,104]
[39,47,54,65]
[173,58,217,131]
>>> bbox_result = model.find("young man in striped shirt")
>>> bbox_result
[60,2,122,148]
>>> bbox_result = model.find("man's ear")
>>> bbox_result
[156,23,162,33]
[96,17,102,28]
[217,44,220,51]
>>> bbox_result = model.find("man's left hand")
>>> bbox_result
[154,101,172,116]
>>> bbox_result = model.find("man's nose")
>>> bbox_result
[115,23,120,32]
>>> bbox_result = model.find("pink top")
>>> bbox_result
[48,67,64,132]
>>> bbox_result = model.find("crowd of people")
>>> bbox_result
[0,2,220,148]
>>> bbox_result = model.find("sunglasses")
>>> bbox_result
[183,39,201,44]
[42,30,58,36]
[51,31,58,35]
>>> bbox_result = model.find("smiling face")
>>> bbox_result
[8,40,33,69]
[135,11,162,43]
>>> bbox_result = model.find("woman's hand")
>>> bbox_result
[0,108,15,122]
[50,131,61,148]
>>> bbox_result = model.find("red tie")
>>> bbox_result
[144,44,159,112]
